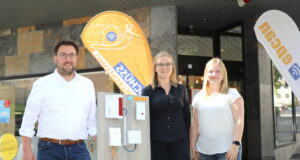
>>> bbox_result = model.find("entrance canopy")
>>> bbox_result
[0,0,292,32]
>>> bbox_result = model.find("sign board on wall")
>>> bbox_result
[0,100,10,123]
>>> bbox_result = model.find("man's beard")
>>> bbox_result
[60,67,75,75]
[58,63,75,75]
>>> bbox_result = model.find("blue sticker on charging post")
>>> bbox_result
[128,96,133,100]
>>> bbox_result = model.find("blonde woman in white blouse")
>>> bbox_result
[190,58,244,160]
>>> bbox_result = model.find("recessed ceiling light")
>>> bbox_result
[188,24,195,33]
[202,18,208,21]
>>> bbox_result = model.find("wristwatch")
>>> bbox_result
[232,141,240,146]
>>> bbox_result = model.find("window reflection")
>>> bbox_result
[1,78,37,136]
[295,97,300,133]
[178,75,202,89]
[272,65,296,145]
[178,75,242,102]
[177,35,213,57]
[220,36,242,62]
[0,71,113,136]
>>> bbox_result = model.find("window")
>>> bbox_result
[285,94,289,99]
[177,35,213,57]
[1,78,37,136]
[220,36,242,62]
[276,94,281,99]
[272,65,296,146]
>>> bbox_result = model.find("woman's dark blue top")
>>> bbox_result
[142,84,191,141]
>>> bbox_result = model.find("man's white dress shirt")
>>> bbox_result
[19,70,97,140]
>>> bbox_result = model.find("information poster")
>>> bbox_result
[0,100,10,123]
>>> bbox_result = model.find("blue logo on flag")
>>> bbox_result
[106,32,117,41]
[289,63,300,80]
[114,62,144,95]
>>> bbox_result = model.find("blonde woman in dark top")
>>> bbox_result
[142,51,191,160]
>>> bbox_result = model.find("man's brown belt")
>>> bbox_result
[40,138,84,145]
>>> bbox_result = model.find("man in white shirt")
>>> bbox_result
[19,40,97,160]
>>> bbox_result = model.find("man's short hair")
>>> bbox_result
[53,40,79,55]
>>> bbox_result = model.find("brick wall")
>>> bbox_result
[0,7,150,77]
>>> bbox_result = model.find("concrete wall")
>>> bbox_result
[275,134,300,160]
[258,44,276,160]
[150,6,177,66]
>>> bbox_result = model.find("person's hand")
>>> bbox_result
[191,146,200,160]
[22,149,35,160]
[225,144,239,160]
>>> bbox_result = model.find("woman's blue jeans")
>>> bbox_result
[37,139,91,160]
[199,144,242,160]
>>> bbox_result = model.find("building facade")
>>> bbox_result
[0,2,300,160]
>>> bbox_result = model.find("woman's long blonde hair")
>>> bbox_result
[151,51,177,88]
[202,57,229,96]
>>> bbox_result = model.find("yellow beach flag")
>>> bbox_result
[81,11,153,95]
